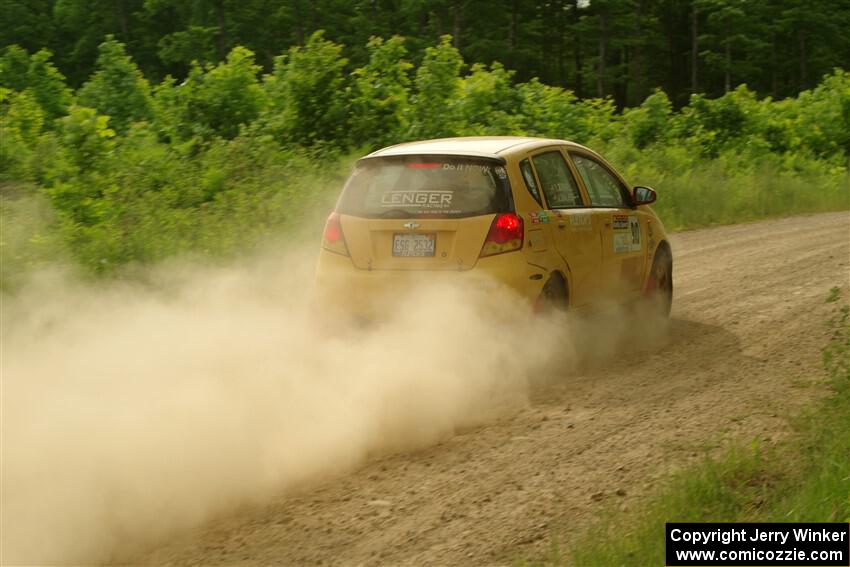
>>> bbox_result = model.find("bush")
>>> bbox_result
[77,36,153,133]
[261,31,349,146]
[348,36,413,148]
[0,34,847,277]
[409,35,463,139]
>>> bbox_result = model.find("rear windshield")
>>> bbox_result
[337,155,512,219]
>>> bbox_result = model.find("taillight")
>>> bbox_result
[480,213,524,257]
[322,212,349,256]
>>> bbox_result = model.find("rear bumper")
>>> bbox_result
[313,249,545,317]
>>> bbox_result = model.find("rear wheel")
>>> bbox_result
[535,274,569,313]
[644,247,673,317]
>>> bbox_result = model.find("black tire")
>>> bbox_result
[646,247,673,317]
[537,274,569,313]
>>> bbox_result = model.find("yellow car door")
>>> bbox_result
[521,148,601,307]
[569,151,647,301]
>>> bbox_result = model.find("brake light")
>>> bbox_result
[406,163,442,169]
[480,213,524,257]
[322,212,349,256]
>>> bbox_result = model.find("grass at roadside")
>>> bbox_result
[525,287,850,566]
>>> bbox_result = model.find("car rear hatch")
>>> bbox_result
[335,155,514,271]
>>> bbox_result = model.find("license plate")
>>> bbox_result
[392,233,435,257]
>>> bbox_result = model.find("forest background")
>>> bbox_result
[2,0,849,286]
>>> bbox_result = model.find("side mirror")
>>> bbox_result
[633,186,657,206]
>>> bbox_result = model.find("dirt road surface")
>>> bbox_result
[140,211,850,566]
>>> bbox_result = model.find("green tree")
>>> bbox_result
[0,0,56,54]
[56,105,116,173]
[262,31,349,146]
[184,46,265,139]
[1,46,73,121]
[410,35,464,139]
[625,89,673,149]
[77,36,153,132]
[348,36,413,148]
[24,49,73,121]
[0,89,45,176]
[456,62,522,135]
[0,45,32,91]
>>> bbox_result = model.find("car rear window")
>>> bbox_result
[337,155,512,219]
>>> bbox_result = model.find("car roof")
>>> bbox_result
[363,136,588,162]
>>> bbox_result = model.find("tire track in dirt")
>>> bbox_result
[139,211,850,567]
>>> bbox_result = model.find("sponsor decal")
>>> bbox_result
[613,214,630,230]
[629,215,642,251]
[613,215,642,253]
[529,211,551,225]
[569,213,592,229]
[381,191,453,208]
[495,166,507,179]
[647,221,655,251]
[441,163,493,173]
[614,232,632,253]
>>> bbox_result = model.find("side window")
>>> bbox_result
[572,154,630,208]
[531,151,583,208]
[519,159,543,206]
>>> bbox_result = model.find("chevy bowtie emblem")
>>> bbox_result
[403,222,420,229]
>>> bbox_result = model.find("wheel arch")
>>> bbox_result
[644,238,673,293]
[654,239,672,264]
[545,268,571,308]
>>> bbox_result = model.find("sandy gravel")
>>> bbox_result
[139,211,850,567]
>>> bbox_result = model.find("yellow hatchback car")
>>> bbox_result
[315,136,672,316]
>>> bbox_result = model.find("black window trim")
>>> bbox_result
[518,157,545,208]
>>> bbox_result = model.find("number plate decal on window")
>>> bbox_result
[392,233,436,257]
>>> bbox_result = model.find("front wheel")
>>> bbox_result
[644,247,673,317]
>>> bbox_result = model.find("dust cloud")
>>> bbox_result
[1,246,581,565]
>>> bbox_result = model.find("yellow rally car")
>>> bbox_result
[315,136,672,317]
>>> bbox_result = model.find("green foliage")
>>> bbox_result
[157,25,219,67]
[0,45,32,91]
[516,80,588,141]
[348,36,412,148]
[4,0,850,107]
[184,46,265,139]
[456,62,523,135]
[0,34,848,277]
[24,49,73,121]
[0,45,72,122]
[262,31,349,146]
[792,70,850,159]
[0,184,71,290]
[675,85,764,157]
[2,89,45,145]
[56,105,115,173]
[77,36,153,132]
[410,35,463,139]
[42,130,349,273]
[824,288,850,382]
[0,89,48,179]
[624,89,673,149]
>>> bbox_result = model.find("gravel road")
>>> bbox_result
[140,211,850,567]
